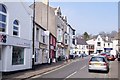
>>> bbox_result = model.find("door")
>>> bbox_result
[0,45,2,79]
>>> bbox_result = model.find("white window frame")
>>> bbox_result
[13,20,20,37]
[0,4,7,33]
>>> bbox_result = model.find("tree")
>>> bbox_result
[83,32,90,41]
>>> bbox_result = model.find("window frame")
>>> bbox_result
[12,46,24,65]
[0,4,7,33]
[13,20,20,36]
[97,42,101,46]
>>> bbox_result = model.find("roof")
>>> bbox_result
[77,38,87,45]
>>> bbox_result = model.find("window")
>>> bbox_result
[73,30,75,35]
[43,35,45,43]
[0,47,1,60]
[12,46,24,65]
[108,43,110,46]
[90,57,105,62]
[13,20,19,36]
[72,39,75,45]
[97,42,101,46]
[0,4,7,32]
[35,49,39,62]
[65,39,67,44]
[65,34,67,44]
[36,27,39,41]
[98,38,100,41]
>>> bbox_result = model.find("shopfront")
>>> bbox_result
[1,35,32,72]
[49,34,56,63]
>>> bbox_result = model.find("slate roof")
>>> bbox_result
[76,38,88,45]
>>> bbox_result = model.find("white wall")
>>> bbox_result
[4,2,32,40]
[0,2,33,72]
[2,46,32,72]
[112,40,118,51]
[94,35,104,52]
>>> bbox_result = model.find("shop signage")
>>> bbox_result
[0,34,7,43]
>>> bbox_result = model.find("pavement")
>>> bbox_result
[2,58,80,80]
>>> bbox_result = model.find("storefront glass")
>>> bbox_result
[12,46,24,65]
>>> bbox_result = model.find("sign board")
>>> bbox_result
[0,34,7,43]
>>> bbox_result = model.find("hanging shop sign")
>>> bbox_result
[0,34,7,43]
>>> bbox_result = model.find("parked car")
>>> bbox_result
[100,52,115,61]
[81,53,88,57]
[106,54,115,61]
[88,55,109,73]
[117,53,120,61]
[77,53,82,58]
[69,54,75,59]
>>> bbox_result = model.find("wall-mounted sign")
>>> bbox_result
[0,34,7,43]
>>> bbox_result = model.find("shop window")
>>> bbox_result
[13,20,19,36]
[12,46,24,65]
[35,49,39,62]
[0,4,7,32]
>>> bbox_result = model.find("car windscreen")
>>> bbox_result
[90,57,106,62]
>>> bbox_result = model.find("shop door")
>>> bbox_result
[0,46,2,80]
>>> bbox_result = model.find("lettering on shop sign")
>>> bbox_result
[0,34,7,43]
[17,43,30,47]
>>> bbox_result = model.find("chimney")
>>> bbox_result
[42,0,49,5]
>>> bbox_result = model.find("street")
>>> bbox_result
[29,56,118,79]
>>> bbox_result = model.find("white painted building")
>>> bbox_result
[34,22,49,65]
[68,24,76,55]
[0,2,33,72]
[75,38,89,55]
[112,40,118,51]
[55,7,68,60]
[94,35,113,53]
[86,39,95,54]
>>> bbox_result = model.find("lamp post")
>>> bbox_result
[32,0,35,69]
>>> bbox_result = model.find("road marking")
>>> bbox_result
[31,58,88,78]
[80,65,86,70]
[65,71,77,79]
[32,61,74,78]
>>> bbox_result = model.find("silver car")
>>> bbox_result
[88,55,109,73]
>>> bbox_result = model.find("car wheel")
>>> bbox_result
[106,68,109,73]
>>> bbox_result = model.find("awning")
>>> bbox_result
[104,48,113,50]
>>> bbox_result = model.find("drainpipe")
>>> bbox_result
[32,0,35,69]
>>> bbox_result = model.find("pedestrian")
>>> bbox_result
[65,56,68,62]
[81,53,83,59]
